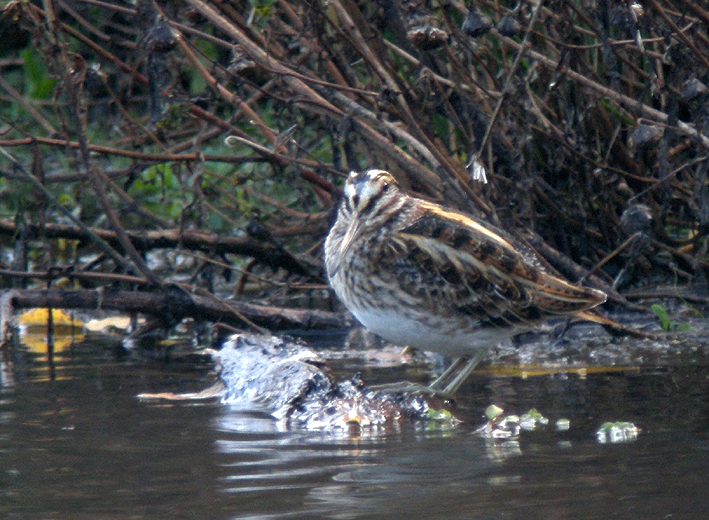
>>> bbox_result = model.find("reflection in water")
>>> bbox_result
[214,407,495,519]
[0,349,15,389]
[18,308,85,354]
[483,437,523,460]
[1,337,709,519]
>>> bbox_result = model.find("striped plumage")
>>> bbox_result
[325,170,606,392]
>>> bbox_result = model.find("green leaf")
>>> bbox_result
[651,304,671,331]
[485,404,504,421]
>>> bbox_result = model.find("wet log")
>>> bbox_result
[1,288,351,332]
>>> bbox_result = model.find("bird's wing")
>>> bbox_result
[379,207,605,326]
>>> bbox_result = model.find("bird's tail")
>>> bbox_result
[529,275,607,314]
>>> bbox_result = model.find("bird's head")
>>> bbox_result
[342,169,401,217]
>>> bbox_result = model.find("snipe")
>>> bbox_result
[325,169,606,395]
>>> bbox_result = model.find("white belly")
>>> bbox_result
[351,307,516,357]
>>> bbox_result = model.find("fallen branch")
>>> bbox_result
[0,220,318,277]
[2,288,351,332]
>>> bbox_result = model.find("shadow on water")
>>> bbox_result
[1,331,709,519]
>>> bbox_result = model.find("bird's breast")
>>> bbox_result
[350,306,517,357]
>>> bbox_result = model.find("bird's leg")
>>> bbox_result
[429,349,486,396]
[368,350,486,398]
[428,357,470,390]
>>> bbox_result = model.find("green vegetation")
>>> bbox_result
[651,304,691,332]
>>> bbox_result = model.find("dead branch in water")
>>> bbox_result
[2,288,350,333]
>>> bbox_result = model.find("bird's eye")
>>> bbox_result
[381,183,390,192]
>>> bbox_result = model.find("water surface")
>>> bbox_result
[1,334,709,519]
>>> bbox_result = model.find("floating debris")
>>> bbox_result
[480,407,640,444]
[555,418,571,431]
[519,408,549,430]
[596,421,641,443]
[485,404,505,421]
[477,405,519,439]
[84,316,143,335]
[139,333,459,434]
[478,406,558,438]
